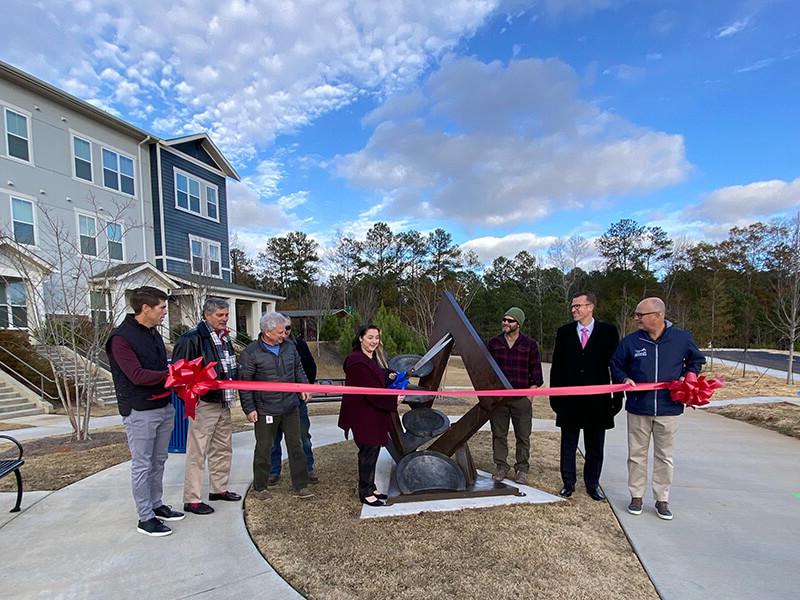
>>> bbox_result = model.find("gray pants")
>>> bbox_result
[122,403,174,521]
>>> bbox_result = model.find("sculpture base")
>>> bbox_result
[384,473,521,506]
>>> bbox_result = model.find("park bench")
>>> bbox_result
[0,434,24,512]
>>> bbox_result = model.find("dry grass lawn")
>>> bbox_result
[704,362,799,400]
[0,421,33,431]
[0,430,130,491]
[245,431,658,600]
[706,402,800,439]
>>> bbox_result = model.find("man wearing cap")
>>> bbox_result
[486,307,544,484]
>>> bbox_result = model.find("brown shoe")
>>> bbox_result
[308,469,319,484]
[251,489,272,501]
[514,470,528,485]
[627,497,643,515]
[492,466,509,482]
[294,487,315,499]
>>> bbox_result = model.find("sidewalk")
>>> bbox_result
[1,407,798,599]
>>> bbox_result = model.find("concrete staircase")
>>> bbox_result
[0,379,46,419]
[34,346,117,405]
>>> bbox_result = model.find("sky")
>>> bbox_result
[3,0,799,267]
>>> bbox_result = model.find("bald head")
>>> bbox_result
[634,297,666,339]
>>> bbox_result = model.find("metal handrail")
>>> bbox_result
[57,328,112,371]
[0,344,58,385]
[0,357,59,403]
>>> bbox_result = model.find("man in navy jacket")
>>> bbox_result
[610,297,705,520]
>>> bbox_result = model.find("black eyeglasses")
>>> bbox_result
[633,311,659,319]
[502,318,517,324]
[570,303,592,310]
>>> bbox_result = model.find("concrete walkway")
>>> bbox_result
[1,407,798,599]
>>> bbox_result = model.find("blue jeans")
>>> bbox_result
[270,399,314,475]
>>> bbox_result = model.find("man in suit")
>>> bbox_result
[550,291,622,501]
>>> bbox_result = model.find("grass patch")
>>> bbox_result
[0,422,33,431]
[244,431,658,600]
[706,402,800,439]
[0,430,131,492]
[705,363,799,400]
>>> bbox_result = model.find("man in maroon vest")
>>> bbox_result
[107,286,184,537]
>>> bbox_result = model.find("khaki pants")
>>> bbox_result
[626,412,679,502]
[183,400,233,503]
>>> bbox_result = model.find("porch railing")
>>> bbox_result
[0,345,59,404]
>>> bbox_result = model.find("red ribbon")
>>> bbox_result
[668,372,725,408]
[165,361,724,419]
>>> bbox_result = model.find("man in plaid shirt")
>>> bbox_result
[172,297,242,515]
[486,306,543,485]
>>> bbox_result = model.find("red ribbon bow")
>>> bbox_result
[165,357,219,419]
[668,372,724,408]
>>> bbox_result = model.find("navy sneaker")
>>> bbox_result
[153,505,185,521]
[655,501,674,520]
[137,517,172,537]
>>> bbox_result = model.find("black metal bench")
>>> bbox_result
[0,434,24,512]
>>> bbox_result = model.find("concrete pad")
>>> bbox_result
[360,448,563,519]
[601,408,800,600]
[0,490,52,527]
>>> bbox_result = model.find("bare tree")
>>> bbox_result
[1,196,140,440]
[548,235,589,303]
[302,281,334,356]
[767,213,800,383]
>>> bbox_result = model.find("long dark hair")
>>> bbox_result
[352,323,380,351]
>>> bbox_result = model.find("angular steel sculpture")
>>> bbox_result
[387,291,521,503]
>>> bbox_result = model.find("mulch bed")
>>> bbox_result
[245,431,658,600]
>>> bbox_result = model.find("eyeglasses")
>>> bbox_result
[633,311,659,319]
[570,303,592,310]
[501,318,517,324]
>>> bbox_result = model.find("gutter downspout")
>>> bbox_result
[137,135,152,262]
[155,142,166,272]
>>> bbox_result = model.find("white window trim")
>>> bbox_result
[2,102,34,166]
[67,130,140,198]
[75,210,99,257]
[70,132,94,184]
[0,279,29,330]
[101,146,137,197]
[188,234,223,279]
[6,191,38,248]
[105,219,126,263]
[173,167,221,223]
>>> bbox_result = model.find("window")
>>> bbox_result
[189,236,223,278]
[174,170,219,220]
[106,222,124,261]
[73,136,93,182]
[90,290,112,326]
[5,108,30,162]
[206,186,218,220]
[0,280,27,328]
[102,148,135,195]
[79,214,97,256]
[11,197,35,245]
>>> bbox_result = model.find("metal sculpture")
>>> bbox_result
[385,291,522,504]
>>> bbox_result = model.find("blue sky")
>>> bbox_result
[3,0,799,266]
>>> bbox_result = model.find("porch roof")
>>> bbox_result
[166,272,284,302]
[90,262,178,289]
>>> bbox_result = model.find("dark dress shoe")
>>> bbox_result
[209,491,242,502]
[559,485,575,498]
[586,487,607,501]
[183,502,215,515]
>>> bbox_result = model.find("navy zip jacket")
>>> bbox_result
[610,323,705,416]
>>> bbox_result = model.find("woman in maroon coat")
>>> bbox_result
[339,324,400,507]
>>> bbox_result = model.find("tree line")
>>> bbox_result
[230,215,800,378]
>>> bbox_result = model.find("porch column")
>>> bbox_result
[250,301,262,339]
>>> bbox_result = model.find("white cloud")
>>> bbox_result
[461,232,558,263]
[603,64,646,81]
[716,17,750,39]
[335,56,690,227]
[694,177,800,222]
[243,159,284,198]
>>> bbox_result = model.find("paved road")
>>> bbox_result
[710,350,800,374]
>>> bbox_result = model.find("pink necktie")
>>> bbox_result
[580,327,588,349]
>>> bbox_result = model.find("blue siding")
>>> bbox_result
[151,145,231,282]
[169,140,217,169]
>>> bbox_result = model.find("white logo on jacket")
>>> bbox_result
[634,348,647,358]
